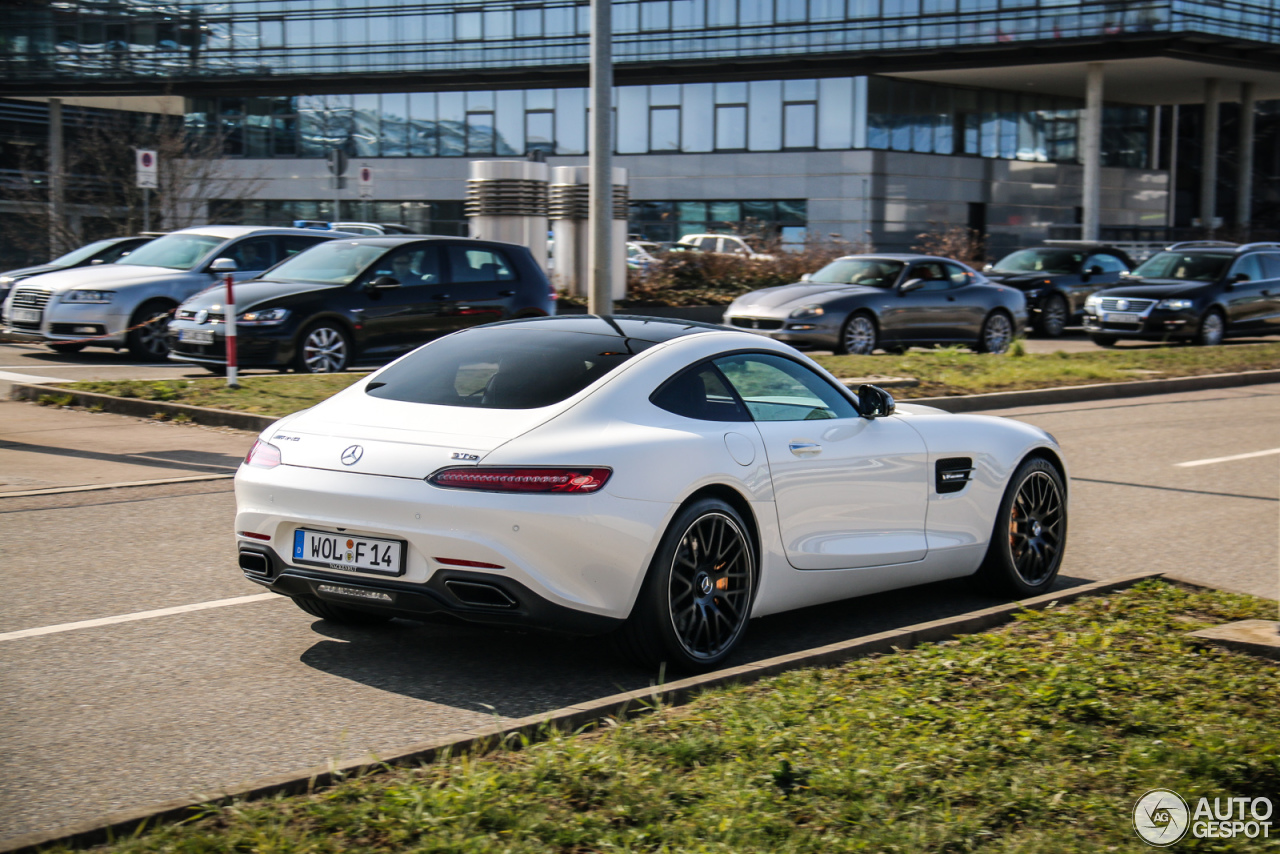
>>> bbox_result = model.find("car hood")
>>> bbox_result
[265,379,573,478]
[984,272,1064,288]
[0,263,64,282]
[732,282,883,310]
[9,264,190,293]
[180,278,336,311]
[1094,281,1209,298]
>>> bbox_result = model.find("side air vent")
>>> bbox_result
[935,457,974,494]
[445,580,519,609]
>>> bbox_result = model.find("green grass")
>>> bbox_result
[67,581,1278,853]
[57,342,1280,417]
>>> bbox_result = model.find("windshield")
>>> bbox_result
[51,239,122,267]
[263,241,387,285]
[121,233,225,270]
[991,249,1083,274]
[1132,252,1233,283]
[367,327,655,409]
[808,258,905,287]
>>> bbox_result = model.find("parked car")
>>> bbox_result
[293,220,416,236]
[0,235,156,306]
[983,242,1134,337]
[1082,241,1280,346]
[723,254,1027,355]
[2,226,337,358]
[676,233,775,261]
[234,315,1068,670]
[627,241,659,271]
[167,235,555,373]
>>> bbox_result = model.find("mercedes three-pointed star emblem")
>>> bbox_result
[340,445,364,466]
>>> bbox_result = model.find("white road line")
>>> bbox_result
[1175,448,1280,468]
[0,592,279,642]
[0,370,67,383]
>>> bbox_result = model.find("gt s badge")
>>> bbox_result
[451,452,480,461]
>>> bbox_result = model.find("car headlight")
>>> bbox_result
[1085,294,1103,309]
[237,307,290,326]
[63,289,115,304]
[1025,289,1043,299]
[1156,298,1195,310]
[0,276,14,286]
[788,304,825,319]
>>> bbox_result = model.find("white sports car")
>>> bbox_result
[235,315,1068,670]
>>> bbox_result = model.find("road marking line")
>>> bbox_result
[0,473,234,498]
[1175,448,1280,468]
[0,370,67,383]
[0,592,279,642]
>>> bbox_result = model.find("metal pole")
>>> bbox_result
[1237,82,1256,231]
[224,271,239,389]
[1201,77,1220,236]
[1167,104,1179,236]
[1081,63,1103,242]
[143,187,151,232]
[588,0,613,316]
[48,98,64,259]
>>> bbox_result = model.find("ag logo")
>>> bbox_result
[1134,788,1190,846]
[340,445,364,466]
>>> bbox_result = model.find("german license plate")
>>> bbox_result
[293,528,405,576]
[1105,312,1140,324]
[12,308,39,324]
[179,328,215,345]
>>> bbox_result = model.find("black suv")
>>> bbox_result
[983,243,1133,337]
[167,236,555,373]
[1082,241,1280,347]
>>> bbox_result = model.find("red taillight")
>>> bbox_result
[245,440,282,468]
[238,531,271,541]
[427,466,611,493]
[434,557,506,569]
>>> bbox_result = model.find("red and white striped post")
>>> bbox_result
[211,257,240,389]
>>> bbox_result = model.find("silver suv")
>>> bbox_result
[2,226,337,359]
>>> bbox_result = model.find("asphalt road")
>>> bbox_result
[0,384,1277,846]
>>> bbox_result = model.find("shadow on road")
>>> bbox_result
[298,572,1096,719]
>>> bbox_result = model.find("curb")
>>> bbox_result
[7,384,276,432]
[0,570,1162,854]
[907,368,1280,412]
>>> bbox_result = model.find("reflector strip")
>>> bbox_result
[434,557,506,569]
[238,531,271,541]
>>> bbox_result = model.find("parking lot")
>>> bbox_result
[1,377,1276,845]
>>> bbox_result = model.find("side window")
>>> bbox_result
[1229,254,1264,282]
[944,262,971,287]
[695,236,717,250]
[281,236,329,258]
[99,242,141,264]
[1085,254,1128,274]
[371,246,441,286]
[223,237,275,272]
[1261,254,1280,280]
[714,353,857,422]
[906,262,953,291]
[651,364,750,422]
[447,246,515,283]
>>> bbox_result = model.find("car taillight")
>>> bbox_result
[244,440,282,468]
[427,466,611,493]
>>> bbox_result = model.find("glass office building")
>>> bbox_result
[4,0,1280,252]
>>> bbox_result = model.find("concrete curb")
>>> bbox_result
[10,369,1280,431]
[1,569,1163,854]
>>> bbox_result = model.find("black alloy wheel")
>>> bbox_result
[976,311,1014,354]
[291,595,393,625]
[127,300,176,360]
[1089,333,1118,348]
[295,322,352,373]
[1195,309,1225,347]
[612,497,756,672]
[976,457,1067,596]
[1037,293,1069,337]
[837,312,879,356]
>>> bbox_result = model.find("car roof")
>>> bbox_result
[169,225,345,240]
[483,314,727,343]
[833,254,958,263]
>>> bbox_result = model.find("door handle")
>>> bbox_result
[498,289,516,297]
[788,442,822,457]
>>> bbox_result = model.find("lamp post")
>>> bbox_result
[588,0,613,315]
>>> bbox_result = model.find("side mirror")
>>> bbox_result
[856,384,896,419]
[90,259,104,265]
[366,275,400,291]
[800,272,812,282]
[899,278,925,293]
[210,257,238,273]
[1089,265,1105,276]
[1233,272,1251,282]
[982,263,994,273]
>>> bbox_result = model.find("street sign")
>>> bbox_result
[327,148,349,176]
[135,149,158,189]
[357,164,373,199]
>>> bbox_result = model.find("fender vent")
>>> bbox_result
[445,580,518,609]
[936,457,973,494]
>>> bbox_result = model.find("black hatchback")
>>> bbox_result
[167,236,555,373]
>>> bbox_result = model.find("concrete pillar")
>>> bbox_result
[464,160,549,272]
[1237,81,1256,230]
[1081,64,1104,242]
[1149,105,1161,170]
[1167,104,1179,233]
[48,98,64,258]
[548,165,628,300]
[1201,78,1220,234]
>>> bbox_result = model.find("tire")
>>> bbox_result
[48,342,87,354]
[1089,334,1118,348]
[975,457,1067,597]
[202,364,228,376]
[291,595,393,625]
[126,300,176,361]
[294,322,351,373]
[611,497,756,672]
[1194,309,1225,347]
[976,310,1014,354]
[1036,293,1069,338]
[836,312,879,356]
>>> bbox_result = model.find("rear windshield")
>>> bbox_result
[366,327,656,409]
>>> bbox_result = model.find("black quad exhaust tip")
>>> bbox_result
[445,580,518,609]
[239,551,271,575]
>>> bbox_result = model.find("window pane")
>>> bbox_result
[650,83,681,106]
[456,11,481,39]
[708,0,737,25]
[715,353,858,421]
[556,87,586,154]
[716,105,746,149]
[516,6,542,36]
[672,0,705,28]
[784,103,816,148]
[748,80,782,151]
[495,89,523,155]
[526,111,554,154]
[652,365,750,421]
[740,0,773,25]
[716,82,748,104]
[710,201,741,222]
[642,0,671,29]
[526,89,555,111]
[650,107,680,151]
[617,86,649,154]
[484,9,513,38]
[409,92,436,156]
[678,201,708,222]
[438,92,466,156]
[467,112,496,155]
[818,77,854,149]
[785,79,818,101]
[353,93,379,156]
[682,82,714,152]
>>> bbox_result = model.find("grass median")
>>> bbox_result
[53,341,1280,419]
[60,580,1278,853]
